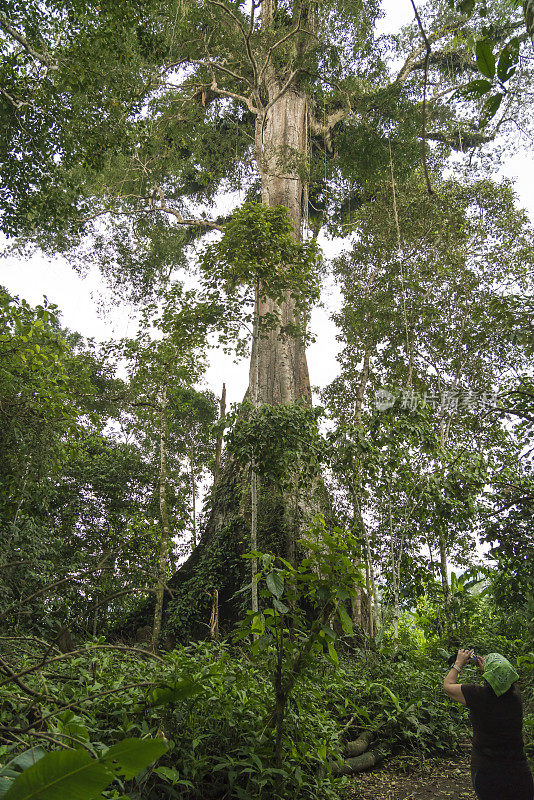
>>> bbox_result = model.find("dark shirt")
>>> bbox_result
[460,682,527,769]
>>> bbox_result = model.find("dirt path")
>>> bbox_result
[345,750,476,800]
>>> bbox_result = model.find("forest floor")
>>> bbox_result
[345,744,476,800]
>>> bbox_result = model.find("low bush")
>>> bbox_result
[4,544,531,800]
[0,634,472,800]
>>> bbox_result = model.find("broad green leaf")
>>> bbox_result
[154,766,181,784]
[3,749,113,800]
[371,682,401,711]
[459,78,492,98]
[272,597,289,614]
[482,93,503,122]
[148,679,202,707]
[2,750,47,774]
[338,604,354,636]
[251,612,265,635]
[265,570,284,599]
[497,38,519,82]
[54,713,90,743]
[103,738,168,780]
[476,40,495,79]
[326,641,339,665]
[0,777,16,799]
[321,625,336,640]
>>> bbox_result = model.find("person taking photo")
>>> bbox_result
[444,648,533,800]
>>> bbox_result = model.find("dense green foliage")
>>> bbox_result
[0,286,218,634]
[1,0,533,797]
[1,580,533,799]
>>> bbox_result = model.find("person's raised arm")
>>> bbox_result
[443,648,473,705]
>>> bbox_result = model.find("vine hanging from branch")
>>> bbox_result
[410,0,434,194]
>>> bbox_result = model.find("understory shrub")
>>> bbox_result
[0,634,473,800]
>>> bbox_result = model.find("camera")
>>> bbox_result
[446,649,478,668]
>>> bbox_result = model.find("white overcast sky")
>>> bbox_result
[1,0,533,410]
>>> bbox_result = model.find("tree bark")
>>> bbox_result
[190,448,197,550]
[345,731,373,757]
[438,529,451,621]
[351,584,362,628]
[251,78,312,407]
[214,382,226,482]
[364,559,374,637]
[357,505,379,635]
[153,370,171,651]
[354,350,370,427]
[332,751,377,776]
[209,589,219,639]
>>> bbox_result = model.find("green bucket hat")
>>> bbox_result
[483,653,519,697]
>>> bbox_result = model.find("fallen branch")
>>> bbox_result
[331,750,378,775]
[344,730,373,758]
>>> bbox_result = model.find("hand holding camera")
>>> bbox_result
[447,647,478,668]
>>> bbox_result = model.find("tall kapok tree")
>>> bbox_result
[2,0,533,633]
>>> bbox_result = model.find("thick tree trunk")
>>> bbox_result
[251,82,312,407]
